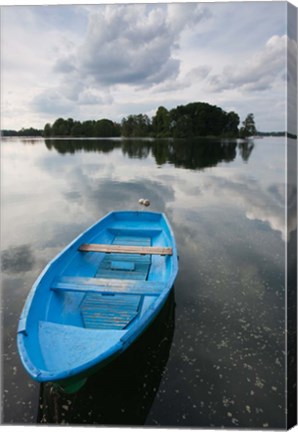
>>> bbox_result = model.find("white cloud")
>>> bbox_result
[287,34,298,135]
[166,3,211,34]
[26,3,212,122]
[31,89,75,116]
[208,35,288,93]
[0,2,292,131]
[55,3,209,90]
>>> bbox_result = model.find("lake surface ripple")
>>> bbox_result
[1,137,287,427]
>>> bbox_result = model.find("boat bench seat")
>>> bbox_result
[79,243,172,256]
[51,276,165,296]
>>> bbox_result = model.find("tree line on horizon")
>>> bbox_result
[1,127,44,137]
[1,101,259,139]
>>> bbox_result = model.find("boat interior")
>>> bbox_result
[20,212,175,375]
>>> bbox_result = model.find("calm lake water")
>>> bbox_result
[1,136,289,427]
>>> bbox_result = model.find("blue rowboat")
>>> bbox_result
[17,211,178,393]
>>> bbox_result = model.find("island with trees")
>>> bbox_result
[42,102,244,139]
[1,101,275,139]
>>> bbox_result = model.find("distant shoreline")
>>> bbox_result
[1,133,296,139]
[2,101,297,140]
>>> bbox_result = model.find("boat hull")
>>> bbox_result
[17,211,178,393]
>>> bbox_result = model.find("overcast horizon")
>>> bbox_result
[1,2,297,133]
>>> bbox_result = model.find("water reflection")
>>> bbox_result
[45,138,120,154]
[1,137,288,428]
[1,245,35,273]
[151,139,238,169]
[37,291,175,425]
[44,138,241,170]
[238,140,255,162]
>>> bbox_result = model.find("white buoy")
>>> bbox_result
[138,198,145,205]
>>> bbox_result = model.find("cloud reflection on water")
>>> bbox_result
[41,137,290,241]
[1,245,35,273]
[1,136,288,427]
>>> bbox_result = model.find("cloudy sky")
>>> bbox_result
[1,1,296,132]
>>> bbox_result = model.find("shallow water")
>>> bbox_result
[1,136,288,427]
